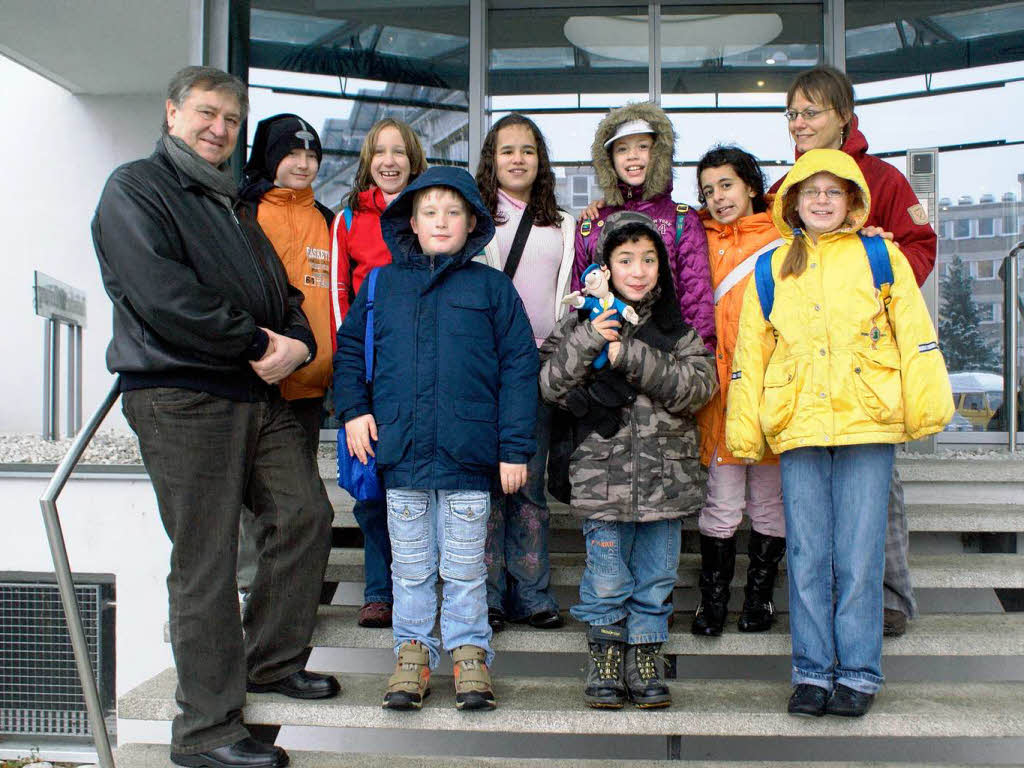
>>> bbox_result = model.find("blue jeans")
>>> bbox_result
[353,497,392,604]
[571,518,682,645]
[485,403,559,620]
[780,443,894,695]
[386,488,493,668]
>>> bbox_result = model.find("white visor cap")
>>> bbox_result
[603,119,656,149]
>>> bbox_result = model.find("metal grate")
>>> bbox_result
[0,581,106,737]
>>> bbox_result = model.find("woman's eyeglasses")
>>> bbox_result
[784,107,833,122]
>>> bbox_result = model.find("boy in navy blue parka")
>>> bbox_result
[333,166,538,712]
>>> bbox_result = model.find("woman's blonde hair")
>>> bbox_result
[346,118,428,211]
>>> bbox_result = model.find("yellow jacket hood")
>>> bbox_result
[773,148,871,240]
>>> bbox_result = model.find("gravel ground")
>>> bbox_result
[0,431,1020,466]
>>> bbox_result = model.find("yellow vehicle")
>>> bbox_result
[949,372,1004,430]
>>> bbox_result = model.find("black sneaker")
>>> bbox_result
[624,643,671,708]
[583,624,627,708]
[825,683,875,717]
[787,683,829,717]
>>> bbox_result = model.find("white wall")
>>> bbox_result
[0,57,166,433]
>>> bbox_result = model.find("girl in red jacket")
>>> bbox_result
[332,118,427,629]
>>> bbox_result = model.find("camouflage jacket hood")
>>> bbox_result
[539,306,716,522]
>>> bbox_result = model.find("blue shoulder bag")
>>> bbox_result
[337,267,384,502]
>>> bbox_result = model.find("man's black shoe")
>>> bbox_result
[825,683,875,717]
[787,683,828,717]
[883,608,907,637]
[246,670,339,699]
[170,737,288,768]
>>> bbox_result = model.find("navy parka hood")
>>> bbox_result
[381,166,496,269]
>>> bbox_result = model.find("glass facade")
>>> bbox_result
[238,0,1024,444]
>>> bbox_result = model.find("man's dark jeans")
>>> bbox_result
[123,388,332,753]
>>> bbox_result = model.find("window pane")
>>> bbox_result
[660,3,823,204]
[248,2,470,209]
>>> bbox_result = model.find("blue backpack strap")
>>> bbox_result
[754,246,780,320]
[343,206,353,231]
[859,233,893,307]
[674,203,689,247]
[364,267,379,384]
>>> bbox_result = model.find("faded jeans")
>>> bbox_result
[386,488,493,668]
[572,518,682,645]
[780,443,893,695]
[123,388,332,753]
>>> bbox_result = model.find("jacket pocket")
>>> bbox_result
[852,349,904,425]
[661,440,706,511]
[445,399,499,470]
[759,359,799,437]
[374,402,411,469]
[447,294,492,337]
[569,438,614,505]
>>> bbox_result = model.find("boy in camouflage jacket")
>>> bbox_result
[539,211,716,709]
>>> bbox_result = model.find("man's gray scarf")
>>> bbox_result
[161,134,238,210]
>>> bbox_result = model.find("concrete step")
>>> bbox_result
[120,668,1024,738]
[310,607,1024,657]
[112,743,1022,768]
[325,550,1024,589]
[329,495,1024,534]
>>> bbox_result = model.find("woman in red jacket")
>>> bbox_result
[770,66,939,640]
[332,118,428,628]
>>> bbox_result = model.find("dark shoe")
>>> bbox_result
[524,609,564,629]
[787,683,829,717]
[488,608,506,633]
[583,623,627,709]
[623,643,671,708]
[247,670,339,700]
[883,608,907,637]
[691,534,736,637]
[358,601,392,628]
[738,531,786,633]
[825,683,875,717]
[170,737,288,768]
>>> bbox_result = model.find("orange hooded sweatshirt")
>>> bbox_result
[697,206,783,467]
[256,186,333,400]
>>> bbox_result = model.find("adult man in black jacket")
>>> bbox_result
[93,66,337,768]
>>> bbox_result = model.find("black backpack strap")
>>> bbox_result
[503,208,534,280]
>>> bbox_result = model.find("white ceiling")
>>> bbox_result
[0,0,194,95]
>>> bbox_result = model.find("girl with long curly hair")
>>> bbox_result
[474,113,576,632]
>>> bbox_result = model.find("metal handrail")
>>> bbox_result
[38,376,122,768]
[1004,241,1024,451]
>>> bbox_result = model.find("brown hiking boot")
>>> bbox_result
[452,645,496,711]
[358,601,393,628]
[382,640,430,710]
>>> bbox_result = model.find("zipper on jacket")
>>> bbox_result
[630,404,640,519]
[231,211,276,319]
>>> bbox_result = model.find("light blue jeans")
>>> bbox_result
[571,518,682,645]
[386,488,493,669]
[780,443,894,695]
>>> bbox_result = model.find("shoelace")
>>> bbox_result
[591,643,622,679]
[635,645,664,681]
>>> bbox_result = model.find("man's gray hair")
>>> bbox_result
[163,65,248,133]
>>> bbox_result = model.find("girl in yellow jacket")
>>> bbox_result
[726,149,952,719]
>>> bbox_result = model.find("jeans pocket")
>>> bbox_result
[582,519,620,578]
[387,490,431,579]
[149,387,215,410]
[442,491,489,580]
